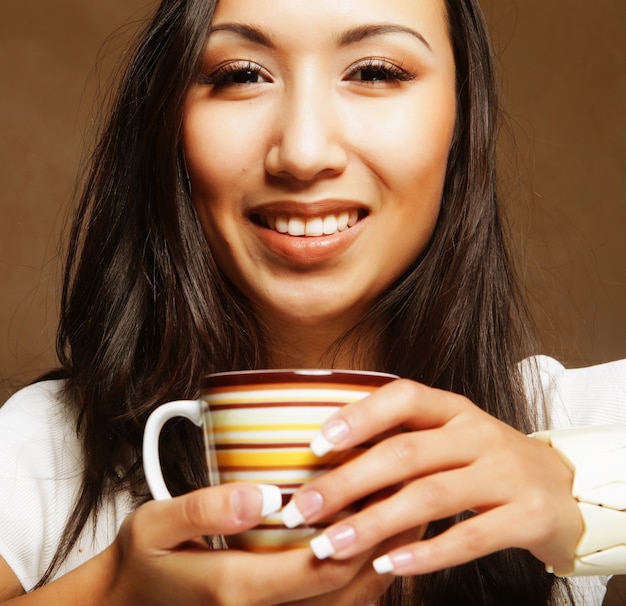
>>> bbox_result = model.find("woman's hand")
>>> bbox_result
[101,483,395,606]
[3,483,397,605]
[280,379,584,576]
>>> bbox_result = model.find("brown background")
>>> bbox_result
[1,0,625,402]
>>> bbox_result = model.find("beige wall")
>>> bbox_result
[1,1,625,400]
[483,0,626,368]
[0,0,157,399]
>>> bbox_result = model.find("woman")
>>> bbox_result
[1,0,624,604]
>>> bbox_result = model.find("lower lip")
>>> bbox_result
[252,218,366,265]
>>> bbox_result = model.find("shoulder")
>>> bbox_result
[521,355,626,430]
[0,378,83,495]
[0,380,77,452]
[1,379,69,421]
[0,380,84,590]
[0,380,134,590]
[0,378,81,494]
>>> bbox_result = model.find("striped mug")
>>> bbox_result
[143,369,397,552]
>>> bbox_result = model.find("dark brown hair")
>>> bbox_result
[42,0,568,603]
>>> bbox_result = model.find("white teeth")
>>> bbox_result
[275,216,289,233]
[337,212,349,231]
[287,217,306,236]
[264,211,361,237]
[305,217,324,236]
[323,215,338,235]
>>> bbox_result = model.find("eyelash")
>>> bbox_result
[198,57,415,88]
[199,60,269,87]
[347,58,415,83]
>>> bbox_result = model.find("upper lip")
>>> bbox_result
[248,199,369,218]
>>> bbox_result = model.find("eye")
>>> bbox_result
[347,58,415,84]
[200,61,271,87]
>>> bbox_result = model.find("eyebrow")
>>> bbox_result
[207,23,432,53]
[338,24,432,52]
[208,24,275,48]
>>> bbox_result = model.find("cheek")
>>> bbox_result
[183,104,262,201]
[184,125,233,199]
[391,114,454,183]
[181,118,231,256]
[350,94,455,198]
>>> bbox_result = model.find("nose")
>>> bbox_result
[264,83,348,182]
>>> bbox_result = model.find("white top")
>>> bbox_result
[0,356,625,602]
[0,380,133,591]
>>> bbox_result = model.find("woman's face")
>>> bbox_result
[184,0,456,337]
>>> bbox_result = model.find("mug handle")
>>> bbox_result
[143,399,203,500]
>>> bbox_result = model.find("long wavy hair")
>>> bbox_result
[41,0,569,603]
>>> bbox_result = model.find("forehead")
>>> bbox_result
[210,0,451,50]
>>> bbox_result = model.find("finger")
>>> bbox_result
[283,422,484,529]
[371,504,528,576]
[307,462,507,561]
[133,483,282,550]
[276,552,383,605]
[284,530,413,606]
[122,485,390,605]
[289,567,393,606]
[204,547,380,605]
[310,379,472,457]
[121,542,372,606]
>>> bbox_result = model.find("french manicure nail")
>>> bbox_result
[281,500,306,528]
[281,490,324,528]
[373,550,414,575]
[310,534,335,559]
[373,555,394,574]
[231,484,281,523]
[310,524,356,560]
[310,419,350,457]
[258,484,283,517]
[310,433,335,457]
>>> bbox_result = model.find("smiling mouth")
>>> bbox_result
[251,210,367,237]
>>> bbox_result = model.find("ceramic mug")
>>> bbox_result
[143,369,397,551]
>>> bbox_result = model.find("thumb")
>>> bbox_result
[133,483,282,551]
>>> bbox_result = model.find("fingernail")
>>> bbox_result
[281,500,306,528]
[310,534,335,559]
[258,484,283,517]
[310,419,350,457]
[231,484,281,522]
[281,490,324,528]
[373,550,414,575]
[310,433,335,457]
[310,524,356,560]
[373,555,394,574]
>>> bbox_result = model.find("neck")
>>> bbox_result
[262,316,378,370]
